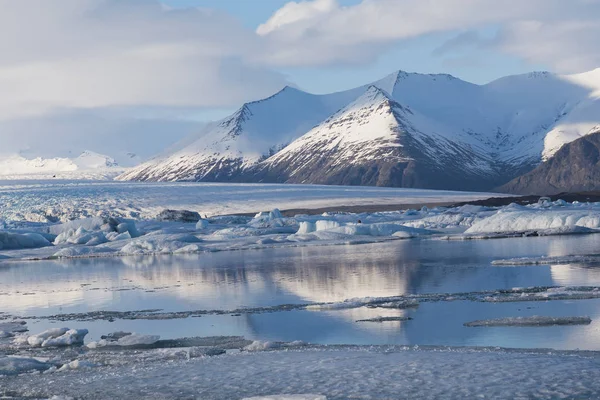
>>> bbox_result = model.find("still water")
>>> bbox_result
[2,235,600,350]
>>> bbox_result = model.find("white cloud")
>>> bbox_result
[258,0,600,72]
[0,0,288,120]
[257,0,338,36]
[2,0,600,161]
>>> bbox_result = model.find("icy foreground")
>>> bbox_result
[3,345,600,400]
[2,184,600,261]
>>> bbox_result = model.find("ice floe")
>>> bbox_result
[492,255,600,266]
[14,328,88,348]
[3,196,600,262]
[466,205,600,235]
[87,333,160,349]
[243,395,326,400]
[0,232,51,250]
[0,357,55,376]
[356,316,412,323]
[464,316,592,327]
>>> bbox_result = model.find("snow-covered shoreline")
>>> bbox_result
[3,343,600,399]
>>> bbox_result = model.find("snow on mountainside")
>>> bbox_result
[0,151,123,180]
[254,86,499,189]
[117,86,360,182]
[119,68,600,191]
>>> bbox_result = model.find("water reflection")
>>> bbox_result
[3,235,600,349]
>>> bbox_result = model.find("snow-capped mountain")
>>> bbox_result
[254,86,499,189]
[0,151,123,180]
[119,68,600,191]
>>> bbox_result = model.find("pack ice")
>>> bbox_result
[2,193,600,261]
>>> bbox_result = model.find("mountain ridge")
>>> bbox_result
[117,68,600,191]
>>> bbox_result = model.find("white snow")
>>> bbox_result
[5,346,600,399]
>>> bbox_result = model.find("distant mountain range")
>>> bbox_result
[117,68,600,193]
[0,151,125,180]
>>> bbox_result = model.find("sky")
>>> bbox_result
[1,0,599,162]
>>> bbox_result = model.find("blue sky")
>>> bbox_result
[162,0,547,93]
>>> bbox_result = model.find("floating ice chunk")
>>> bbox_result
[367,299,419,309]
[356,316,412,323]
[196,219,209,230]
[403,213,482,230]
[297,221,316,234]
[0,357,54,376]
[483,287,600,302]
[270,209,283,220]
[20,328,88,348]
[249,209,288,228]
[52,246,115,258]
[244,341,282,352]
[243,395,327,400]
[120,234,201,255]
[173,244,204,254]
[113,333,160,346]
[49,217,106,235]
[156,209,201,222]
[57,359,97,372]
[306,297,404,311]
[464,316,592,327]
[41,329,88,347]
[0,231,52,250]
[295,220,431,238]
[112,219,140,238]
[24,328,69,347]
[88,333,160,348]
[54,227,107,246]
[105,231,132,241]
[492,255,600,266]
[466,208,600,235]
[244,340,306,352]
[315,220,341,231]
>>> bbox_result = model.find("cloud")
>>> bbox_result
[257,0,338,36]
[258,0,600,72]
[499,20,600,73]
[0,0,288,120]
[2,0,600,160]
[432,31,490,57]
